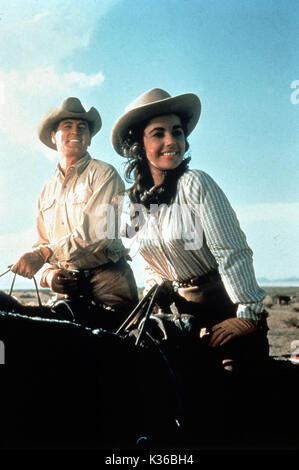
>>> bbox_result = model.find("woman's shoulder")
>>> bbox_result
[176,169,224,204]
[179,169,216,188]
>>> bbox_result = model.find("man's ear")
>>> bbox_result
[87,133,91,147]
[51,131,57,145]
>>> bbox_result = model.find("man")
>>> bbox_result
[11,97,138,327]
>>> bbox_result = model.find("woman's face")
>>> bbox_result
[143,113,186,185]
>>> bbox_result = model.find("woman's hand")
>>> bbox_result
[208,317,257,347]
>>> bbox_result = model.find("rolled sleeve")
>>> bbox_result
[236,301,267,321]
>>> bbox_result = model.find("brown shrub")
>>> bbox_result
[283,316,299,328]
[263,294,273,308]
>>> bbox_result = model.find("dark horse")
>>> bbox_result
[0,288,299,451]
[0,289,183,450]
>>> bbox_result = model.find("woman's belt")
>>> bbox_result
[173,269,220,291]
[171,268,237,319]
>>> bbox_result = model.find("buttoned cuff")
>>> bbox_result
[236,301,268,321]
[33,245,52,263]
[40,267,55,288]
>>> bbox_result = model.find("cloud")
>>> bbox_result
[0,1,119,159]
[32,12,50,23]
[0,1,119,71]
[0,70,37,151]
[19,67,104,95]
[0,67,105,157]
[64,71,105,89]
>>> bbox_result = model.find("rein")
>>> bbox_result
[0,266,42,309]
[116,283,160,344]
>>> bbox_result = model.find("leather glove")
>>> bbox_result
[44,268,80,295]
[11,246,51,279]
[208,317,258,348]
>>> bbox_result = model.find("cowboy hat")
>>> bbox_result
[38,97,102,150]
[111,88,201,156]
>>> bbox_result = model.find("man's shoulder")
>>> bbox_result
[40,170,57,190]
[88,158,122,176]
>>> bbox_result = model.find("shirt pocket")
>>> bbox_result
[41,197,56,233]
[67,189,93,226]
[71,189,92,205]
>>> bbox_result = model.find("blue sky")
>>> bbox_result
[0,0,298,289]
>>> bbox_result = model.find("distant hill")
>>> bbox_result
[257,277,299,284]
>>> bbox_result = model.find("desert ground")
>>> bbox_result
[261,286,299,357]
[2,286,299,358]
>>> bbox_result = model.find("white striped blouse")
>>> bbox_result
[131,170,266,321]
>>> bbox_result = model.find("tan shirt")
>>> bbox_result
[33,153,128,271]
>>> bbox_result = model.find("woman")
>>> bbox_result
[111,88,269,372]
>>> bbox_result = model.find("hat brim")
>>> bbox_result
[38,107,102,150]
[111,93,201,156]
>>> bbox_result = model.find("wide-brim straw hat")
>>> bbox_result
[38,97,102,150]
[111,88,201,156]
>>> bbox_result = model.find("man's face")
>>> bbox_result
[51,119,91,159]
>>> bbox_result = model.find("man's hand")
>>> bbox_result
[45,269,79,296]
[10,247,51,279]
[155,281,174,310]
[208,317,258,348]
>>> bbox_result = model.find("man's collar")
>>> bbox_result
[56,152,91,177]
[72,152,91,175]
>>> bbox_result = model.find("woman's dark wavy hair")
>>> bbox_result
[121,114,191,209]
